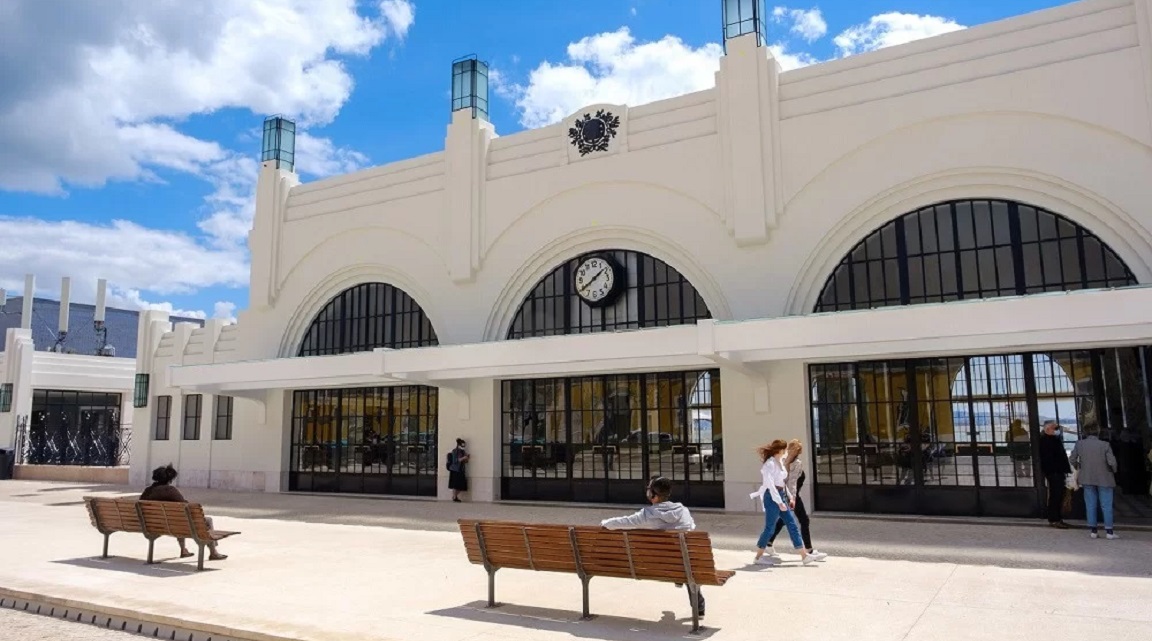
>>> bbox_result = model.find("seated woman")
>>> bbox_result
[140,464,227,561]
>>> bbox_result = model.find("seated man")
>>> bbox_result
[600,476,704,618]
[140,464,227,561]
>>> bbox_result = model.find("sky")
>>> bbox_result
[0,0,1074,322]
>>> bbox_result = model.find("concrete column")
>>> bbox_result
[437,379,499,502]
[720,361,810,511]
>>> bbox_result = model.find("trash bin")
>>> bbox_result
[0,448,13,480]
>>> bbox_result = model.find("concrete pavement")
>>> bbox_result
[0,481,1149,641]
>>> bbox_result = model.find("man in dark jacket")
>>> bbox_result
[1037,421,1072,528]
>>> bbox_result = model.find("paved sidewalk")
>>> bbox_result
[1,481,1150,641]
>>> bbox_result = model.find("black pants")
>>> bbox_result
[684,584,704,614]
[769,495,813,550]
[1045,473,1066,523]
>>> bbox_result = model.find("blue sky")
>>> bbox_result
[0,0,1072,322]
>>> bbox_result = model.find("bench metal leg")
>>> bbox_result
[688,584,701,634]
[145,538,155,564]
[196,544,206,571]
[486,568,499,608]
[101,534,110,559]
[580,576,594,620]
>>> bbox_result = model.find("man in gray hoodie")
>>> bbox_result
[601,476,704,618]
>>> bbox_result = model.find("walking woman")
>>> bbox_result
[751,439,818,566]
[764,439,828,561]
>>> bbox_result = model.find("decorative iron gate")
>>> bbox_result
[22,390,127,467]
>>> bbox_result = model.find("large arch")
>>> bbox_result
[504,247,713,340]
[294,279,439,356]
[782,112,1152,315]
[812,198,1138,313]
[481,180,734,342]
[787,169,1152,315]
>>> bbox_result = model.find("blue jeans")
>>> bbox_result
[1083,485,1114,531]
[757,492,804,550]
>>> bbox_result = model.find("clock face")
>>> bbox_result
[574,256,619,305]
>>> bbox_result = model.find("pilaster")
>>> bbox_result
[248,162,299,309]
[444,110,495,283]
[716,33,784,245]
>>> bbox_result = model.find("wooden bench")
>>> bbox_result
[83,497,240,571]
[458,519,733,632]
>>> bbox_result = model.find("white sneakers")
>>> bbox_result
[1091,531,1121,540]
[754,546,829,565]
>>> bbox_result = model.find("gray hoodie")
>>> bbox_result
[600,501,696,531]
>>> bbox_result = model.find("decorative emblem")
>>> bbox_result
[568,109,620,156]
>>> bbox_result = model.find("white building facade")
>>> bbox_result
[133,0,1152,518]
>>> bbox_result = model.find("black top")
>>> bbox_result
[140,483,187,503]
[1038,434,1072,476]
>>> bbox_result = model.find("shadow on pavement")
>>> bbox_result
[428,601,719,640]
[53,556,217,577]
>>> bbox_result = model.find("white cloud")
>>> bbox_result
[295,132,371,178]
[108,288,211,320]
[772,7,828,42]
[213,301,238,324]
[0,0,408,195]
[499,28,723,128]
[835,12,966,56]
[379,0,415,39]
[768,43,820,72]
[0,0,408,317]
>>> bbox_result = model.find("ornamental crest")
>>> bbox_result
[568,109,621,156]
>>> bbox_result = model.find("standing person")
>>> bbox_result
[139,464,226,561]
[1038,420,1072,529]
[601,476,705,619]
[751,440,817,566]
[764,439,828,561]
[1070,424,1120,539]
[447,438,470,502]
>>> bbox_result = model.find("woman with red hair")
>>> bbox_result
[751,440,817,566]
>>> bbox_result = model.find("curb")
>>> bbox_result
[0,586,302,641]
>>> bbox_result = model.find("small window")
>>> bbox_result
[154,395,172,441]
[183,394,203,440]
[133,374,150,408]
[0,383,12,412]
[214,396,234,441]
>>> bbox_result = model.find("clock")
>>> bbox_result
[574,254,624,307]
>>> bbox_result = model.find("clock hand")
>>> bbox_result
[579,269,606,294]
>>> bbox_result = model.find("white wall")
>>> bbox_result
[0,327,135,450]
[140,0,1152,506]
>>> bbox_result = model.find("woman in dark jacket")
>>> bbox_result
[1037,421,1072,528]
[140,464,227,560]
[447,439,470,502]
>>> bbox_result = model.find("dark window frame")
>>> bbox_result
[298,283,438,357]
[507,249,712,340]
[0,383,12,413]
[815,199,1137,312]
[133,374,150,408]
[154,395,172,441]
[182,394,203,440]
[213,396,234,440]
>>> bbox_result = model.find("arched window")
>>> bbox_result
[815,200,1137,312]
[507,250,711,339]
[298,283,438,356]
